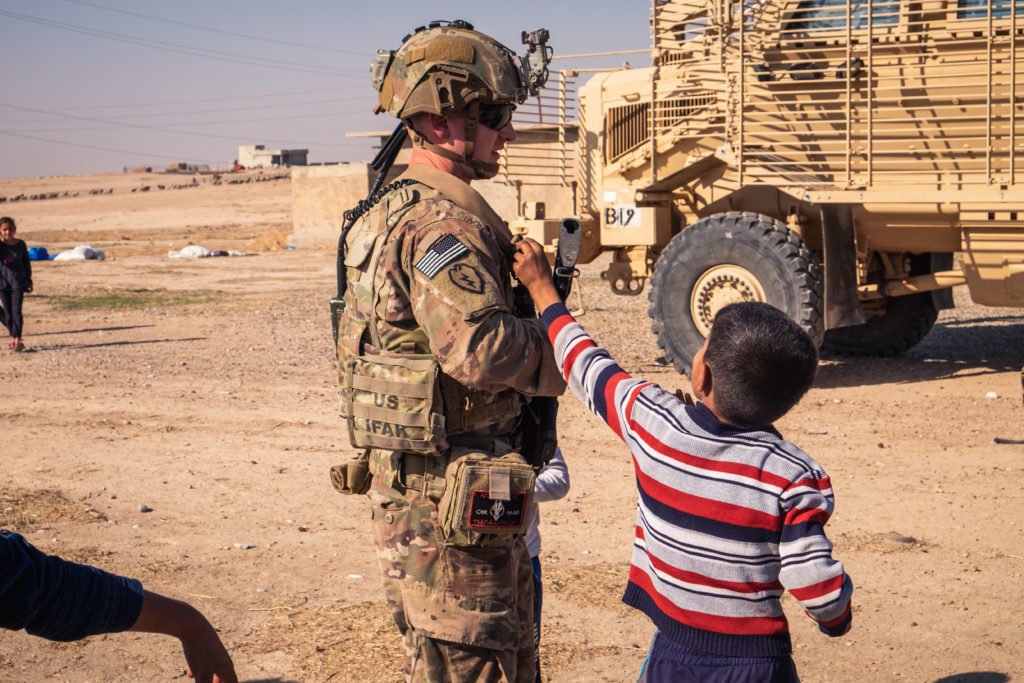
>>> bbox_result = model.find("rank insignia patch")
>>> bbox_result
[415,235,469,278]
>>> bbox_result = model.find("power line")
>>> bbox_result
[0,102,373,147]
[60,0,372,57]
[0,96,375,125]
[0,86,344,114]
[0,129,228,164]
[0,8,364,77]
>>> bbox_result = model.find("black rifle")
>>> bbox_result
[516,219,581,470]
[330,123,408,344]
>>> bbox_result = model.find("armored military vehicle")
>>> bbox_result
[508,0,1024,371]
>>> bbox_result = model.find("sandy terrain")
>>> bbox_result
[0,171,1022,683]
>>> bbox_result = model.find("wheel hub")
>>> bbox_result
[690,264,767,335]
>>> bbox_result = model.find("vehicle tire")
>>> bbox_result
[648,211,824,375]
[822,292,937,356]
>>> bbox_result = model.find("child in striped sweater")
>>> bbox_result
[512,238,853,683]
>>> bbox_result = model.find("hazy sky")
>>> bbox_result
[0,1,651,179]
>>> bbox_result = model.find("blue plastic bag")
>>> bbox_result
[27,246,50,261]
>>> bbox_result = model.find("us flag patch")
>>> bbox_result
[415,235,469,278]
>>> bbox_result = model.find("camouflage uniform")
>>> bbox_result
[336,24,562,681]
[341,166,564,682]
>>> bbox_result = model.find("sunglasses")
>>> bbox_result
[478,103,515,131]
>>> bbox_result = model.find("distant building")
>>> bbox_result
[237,144,308,169]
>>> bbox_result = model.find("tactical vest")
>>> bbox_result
[335,179,524,456]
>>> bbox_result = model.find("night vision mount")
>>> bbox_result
[520,28,553,95]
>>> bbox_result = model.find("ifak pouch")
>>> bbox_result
[342,346,448,456]
[438,448,536,547]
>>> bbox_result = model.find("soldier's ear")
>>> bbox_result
[418,113,451,144]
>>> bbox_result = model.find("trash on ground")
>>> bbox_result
[27,246,50,261]
[53,245,105,261]
[168,245,245,259]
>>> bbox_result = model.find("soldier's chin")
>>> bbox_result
[470,160,500,180]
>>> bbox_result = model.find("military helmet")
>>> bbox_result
[371,20,528,121]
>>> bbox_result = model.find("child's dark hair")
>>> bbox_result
[0,217,14,230]
[703,302,818,427]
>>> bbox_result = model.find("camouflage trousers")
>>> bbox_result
[368,449,536,683]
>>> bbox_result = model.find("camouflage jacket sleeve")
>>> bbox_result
[402,204,565,397]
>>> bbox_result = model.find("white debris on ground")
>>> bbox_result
[53,245,105,261]
[168,244,246,259]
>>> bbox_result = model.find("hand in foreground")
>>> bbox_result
[130,591,238,683]
[512,238,561,312]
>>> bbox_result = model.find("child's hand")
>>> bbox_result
[130,591,238,683]
[180,619,238,683]
[512,238,552,289]
[513,238,561,311]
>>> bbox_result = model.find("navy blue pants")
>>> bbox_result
[638,630,800,683]
[0,289,24,338]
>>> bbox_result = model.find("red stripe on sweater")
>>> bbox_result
[634,466,783,531]
[629,566,789,636]
[602,370,631,439]
[790,474,832,492]
[562,337,595,382]
[622,380,649,428]
[547,312,573,346]
[630,421,791,490]
[788,573,846,603]
[785,506,830,527]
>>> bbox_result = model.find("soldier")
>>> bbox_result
[333,21,565,682]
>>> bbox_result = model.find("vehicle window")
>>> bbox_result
[957,0,1024,19]
[786,0,900,31]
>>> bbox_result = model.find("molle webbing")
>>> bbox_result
[346,351,446,454]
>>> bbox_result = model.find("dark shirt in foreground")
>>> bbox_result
[0,531,144,641]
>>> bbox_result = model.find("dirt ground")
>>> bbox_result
[0,171,1022,683]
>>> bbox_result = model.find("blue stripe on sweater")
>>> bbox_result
[590,362,622,426]
[637,484,780,545]
[638,508,780,567]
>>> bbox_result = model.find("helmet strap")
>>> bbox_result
[405,104,498,180]
[461,99,499,180]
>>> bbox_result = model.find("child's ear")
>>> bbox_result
[698,362,714,398]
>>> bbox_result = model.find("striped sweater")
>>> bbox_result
[541,303,853,658]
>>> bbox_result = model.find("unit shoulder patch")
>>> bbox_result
[447,263,485,294]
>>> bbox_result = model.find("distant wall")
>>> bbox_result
[290,127,579,249]
[290,164,373,249]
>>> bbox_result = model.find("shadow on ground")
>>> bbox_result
[28,324,155,336]
[933,673,1010,683]
[34,337,206,351]
[816,316,1023,389]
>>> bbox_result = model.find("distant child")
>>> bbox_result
[513,238,853,683]
[525,447,570,682]
[0,216,33,352]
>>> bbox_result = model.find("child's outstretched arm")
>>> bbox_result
[513,238,653,442]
